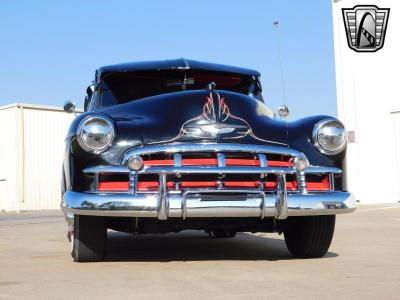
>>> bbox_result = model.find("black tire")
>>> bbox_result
[284,215,336,258]
[72,215,107,262]
[212,229,237,238]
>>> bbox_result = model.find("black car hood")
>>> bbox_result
[100,90,289,146]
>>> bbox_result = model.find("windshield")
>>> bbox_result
[95,70,261,108]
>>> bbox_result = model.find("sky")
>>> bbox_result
[0,0,337,120]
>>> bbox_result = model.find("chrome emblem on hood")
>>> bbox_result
[149,84,286,146]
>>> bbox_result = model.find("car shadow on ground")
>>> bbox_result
[104,230,338,262]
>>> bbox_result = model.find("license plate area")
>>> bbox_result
[187,192,263,202]
[201,194,248,202]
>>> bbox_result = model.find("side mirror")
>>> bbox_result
[277,105,289,119]
[84,85,94,112]
[86,85,94,97]
[63,101,76,113]
[84,96,90,111]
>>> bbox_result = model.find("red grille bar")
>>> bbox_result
[306,176,330,191]
[98,182,129,191]
[143,158,292,167]
[98,179,330,192]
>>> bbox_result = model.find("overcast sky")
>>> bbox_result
[0,0,337,120]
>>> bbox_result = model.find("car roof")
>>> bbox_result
[97,58,261,79]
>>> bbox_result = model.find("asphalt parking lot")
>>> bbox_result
[0,204,399,300]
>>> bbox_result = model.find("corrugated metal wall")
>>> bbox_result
[22,108,75,210]
[0,107,19,211]
[0,104,77,211]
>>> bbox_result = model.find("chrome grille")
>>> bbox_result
[84,143,341,195]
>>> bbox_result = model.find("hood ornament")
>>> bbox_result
[149,83,286,145]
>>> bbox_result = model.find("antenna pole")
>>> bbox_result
[273,20,287,104]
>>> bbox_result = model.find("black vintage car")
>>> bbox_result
[62,58,356,262]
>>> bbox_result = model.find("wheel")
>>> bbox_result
[72,215,107,262]
[212,229,237,238]
[284,215,336,258]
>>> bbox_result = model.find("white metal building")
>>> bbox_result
[332,0,400,203]
[0,103,78,212]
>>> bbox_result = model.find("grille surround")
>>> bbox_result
[83,143,341,195]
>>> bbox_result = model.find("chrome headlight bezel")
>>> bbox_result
[312,118,347,155]
[76,115,115,154]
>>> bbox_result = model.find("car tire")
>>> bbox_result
[284,215,336,258]
[212,229,237,238]
[72,215,107,262]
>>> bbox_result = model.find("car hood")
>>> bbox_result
[99,90,289,147]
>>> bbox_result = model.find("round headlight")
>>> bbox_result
[77,116,114,153]
[312,119,347,155]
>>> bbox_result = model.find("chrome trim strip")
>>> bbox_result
[216,153,225,188]
[62,191,357,217]
[258,153,267,183]
[275,175,288,219]
[129,171,138,194]
[173,153,182,189]
[260,191,266,219]
[181,188,267,194]
[258,154,267,167]
[94,173,99,191]
[217,153,226,167]
[182,191,188,219]
[121,143,305,164]
[83,165,342,175]
[158,173,168,220]
[303,167,342,174]
[329,173,335,191]
[85,166,129,173]
[297,171,307,194]
[139,166,296,175]
[173,153,182,167]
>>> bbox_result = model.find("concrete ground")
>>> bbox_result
[0,204,399,300]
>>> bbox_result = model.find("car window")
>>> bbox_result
[96,70,260,108]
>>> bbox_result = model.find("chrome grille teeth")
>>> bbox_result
[84,144,342,194]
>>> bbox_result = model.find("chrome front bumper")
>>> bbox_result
[61,190,357,219]
[62,143,357,219]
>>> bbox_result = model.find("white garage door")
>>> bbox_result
[0,179,6,211]
[393,111,400,202]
